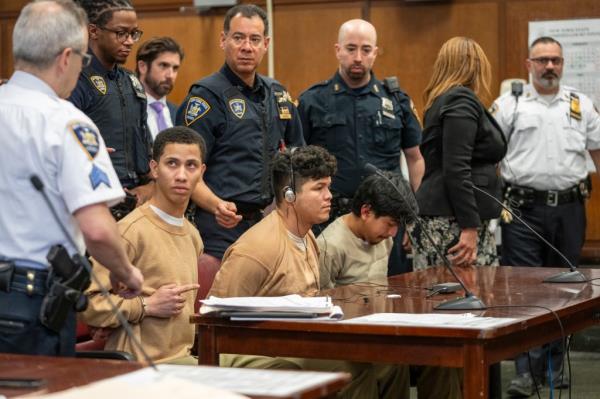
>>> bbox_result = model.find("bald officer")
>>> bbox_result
[298,19,424,275]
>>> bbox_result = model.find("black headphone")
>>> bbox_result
[283,147,297,203]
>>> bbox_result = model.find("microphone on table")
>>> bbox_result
[31,174,158,369]
[364,163,486,310]
[464,180,587,283]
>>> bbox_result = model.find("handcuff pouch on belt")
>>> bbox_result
[110,193,137,221]
[0,261,15,293]
[40,245,91,333]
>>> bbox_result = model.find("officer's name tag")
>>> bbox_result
[381,97,395,119]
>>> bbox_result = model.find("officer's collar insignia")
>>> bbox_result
[274,90,294,104]
[69,122,100,159]
[128,74,147,99]
[185,97,211,126]
[334,83,340,92]
[89,164,111,190]
[89,75,107,95]
[229,98,246,119]
[373,84,380,93]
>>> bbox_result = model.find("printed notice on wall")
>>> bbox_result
[529,19,600,107]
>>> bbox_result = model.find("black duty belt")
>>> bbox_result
[0,263,49,296]
[505,184,580,207]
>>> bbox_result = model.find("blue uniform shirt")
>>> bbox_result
[177,64,304,258]
[299,72,421,197]
[69,50,151,188]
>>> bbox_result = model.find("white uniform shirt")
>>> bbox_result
[145,93,173,140]
[492,84,600,190]
[0,71,124,268]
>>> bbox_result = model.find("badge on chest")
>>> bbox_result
[381,97,395,119]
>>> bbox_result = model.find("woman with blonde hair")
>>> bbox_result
[410,37,507,269]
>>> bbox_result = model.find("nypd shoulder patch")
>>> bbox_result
[185,97,211,126]
[69,122,100,160]
[228,98,246,119]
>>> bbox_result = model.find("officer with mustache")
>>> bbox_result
[492,36,600,397]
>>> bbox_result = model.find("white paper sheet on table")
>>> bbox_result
[341,313,516,329]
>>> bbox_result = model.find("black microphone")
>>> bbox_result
[30,174,158,369]
[511,81,523,98]
[464,180,587,283]
[364,164,486,310]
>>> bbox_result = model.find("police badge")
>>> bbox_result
[229,99,246,119]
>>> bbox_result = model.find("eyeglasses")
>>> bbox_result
[529,57,564,66]
[98,26,143,43]
[73,49,92,67]
[229,33,264,47]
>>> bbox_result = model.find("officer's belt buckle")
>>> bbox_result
[546,191,559,207]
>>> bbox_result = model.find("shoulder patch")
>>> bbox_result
[185,97,211,126]
[127,74,146,99]
[68,121,100,159]
[229,98,246,119]
[89,75,107,95]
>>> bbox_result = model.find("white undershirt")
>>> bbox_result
[150,204,184,226]
[287,231,307,252]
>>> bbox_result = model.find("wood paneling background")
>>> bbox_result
[2,0,600,256]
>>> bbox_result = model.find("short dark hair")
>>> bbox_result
[530,36,562,51]
[135,37,184,75]
[351,172,418,225]
[74,0,134,26]
[272,145,337,205]
[223,4,268,36]
[152,126,206,163]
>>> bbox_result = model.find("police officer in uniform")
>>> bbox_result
[492,36,600,397]
[298,19,424,275]
[0,0,142,356]
[70,0,152,220]
[177,4,304,269]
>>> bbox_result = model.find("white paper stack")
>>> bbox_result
[200,294,344,320]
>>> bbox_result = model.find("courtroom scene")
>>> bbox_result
[1,1,600,399]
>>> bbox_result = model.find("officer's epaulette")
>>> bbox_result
[305,79,330,91]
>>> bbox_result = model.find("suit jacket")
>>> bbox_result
[167,100,177,125]
[416,86,507,228]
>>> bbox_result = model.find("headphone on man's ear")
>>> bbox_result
[283,147,297,203]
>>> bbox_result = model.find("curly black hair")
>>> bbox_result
[271,146,337,204]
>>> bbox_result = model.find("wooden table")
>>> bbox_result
[0,353,349,399]
[192,266,600,399]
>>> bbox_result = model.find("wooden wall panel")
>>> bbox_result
[127,10,227,105]
[271,2,361,97]
[371,1,500,112]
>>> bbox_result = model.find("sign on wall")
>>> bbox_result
[529,18,600,107]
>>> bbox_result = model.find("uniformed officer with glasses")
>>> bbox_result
[70,0,153,220]
[492,36,600,397]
